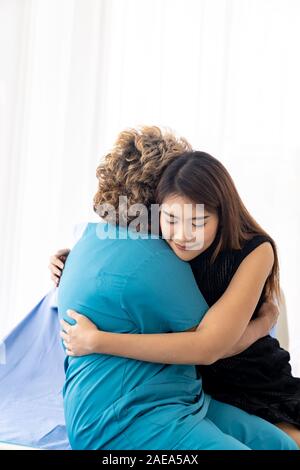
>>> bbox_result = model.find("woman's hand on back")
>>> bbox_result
[220,299,280,359]
[49,248,70,286]
[256,299,280,334]
[60,310,100,356]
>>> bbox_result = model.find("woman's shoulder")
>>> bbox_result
[240,234,273,255]
[233,234,273,267]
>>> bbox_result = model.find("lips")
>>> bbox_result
[173,242,187,251]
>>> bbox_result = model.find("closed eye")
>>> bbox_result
[193,222,206,228]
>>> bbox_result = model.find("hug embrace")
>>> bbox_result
[50,126,300,450]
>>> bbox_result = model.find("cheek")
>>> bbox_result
[204,224,218,244]
[160,220,172,239]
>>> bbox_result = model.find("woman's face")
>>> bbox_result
[160,194,219,261]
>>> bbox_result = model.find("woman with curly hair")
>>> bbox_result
[54,126,298,450]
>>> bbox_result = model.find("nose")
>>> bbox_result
[173,224,195,243]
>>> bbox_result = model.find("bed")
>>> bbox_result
[0,291,70,450]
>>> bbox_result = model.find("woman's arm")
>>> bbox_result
[61,242,275,364]
[220,300,279,358]
[60,299,278,359]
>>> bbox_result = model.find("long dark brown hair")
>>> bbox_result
[156,151,281,302]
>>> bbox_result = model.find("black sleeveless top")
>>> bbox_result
[189,234,300,426]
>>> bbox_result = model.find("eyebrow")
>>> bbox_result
[162,210,210,220]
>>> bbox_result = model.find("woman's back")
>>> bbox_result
[57,222,210,449]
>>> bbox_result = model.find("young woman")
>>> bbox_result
[53,127,298,450]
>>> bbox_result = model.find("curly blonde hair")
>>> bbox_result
[93,126,191,225]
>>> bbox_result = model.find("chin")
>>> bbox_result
[177,254,194,261]
[166,240,201,260]
[173,247,199,261]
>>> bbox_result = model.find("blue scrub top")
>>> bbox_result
[58,222,211,450]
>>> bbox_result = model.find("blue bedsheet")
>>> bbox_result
[0,290,70,450]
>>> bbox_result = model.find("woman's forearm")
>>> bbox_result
[221,317,269,358]
[95,328,216,365]
[93,315,270,365]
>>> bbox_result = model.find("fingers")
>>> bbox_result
[60,330,69,341]
[51,274,60,286]
[50,255,64,270]
[60,318,71,332]
[64,344,74,355]
[60,330,73,350]
[66,349,75,356]
[67,309,82,320]
[59,319,77,356]
[49,265,62,277]
[49,250,69,287]
[55,248,71,257]
[49,261,62,287]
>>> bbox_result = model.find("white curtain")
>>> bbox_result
[0,0,299,373]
